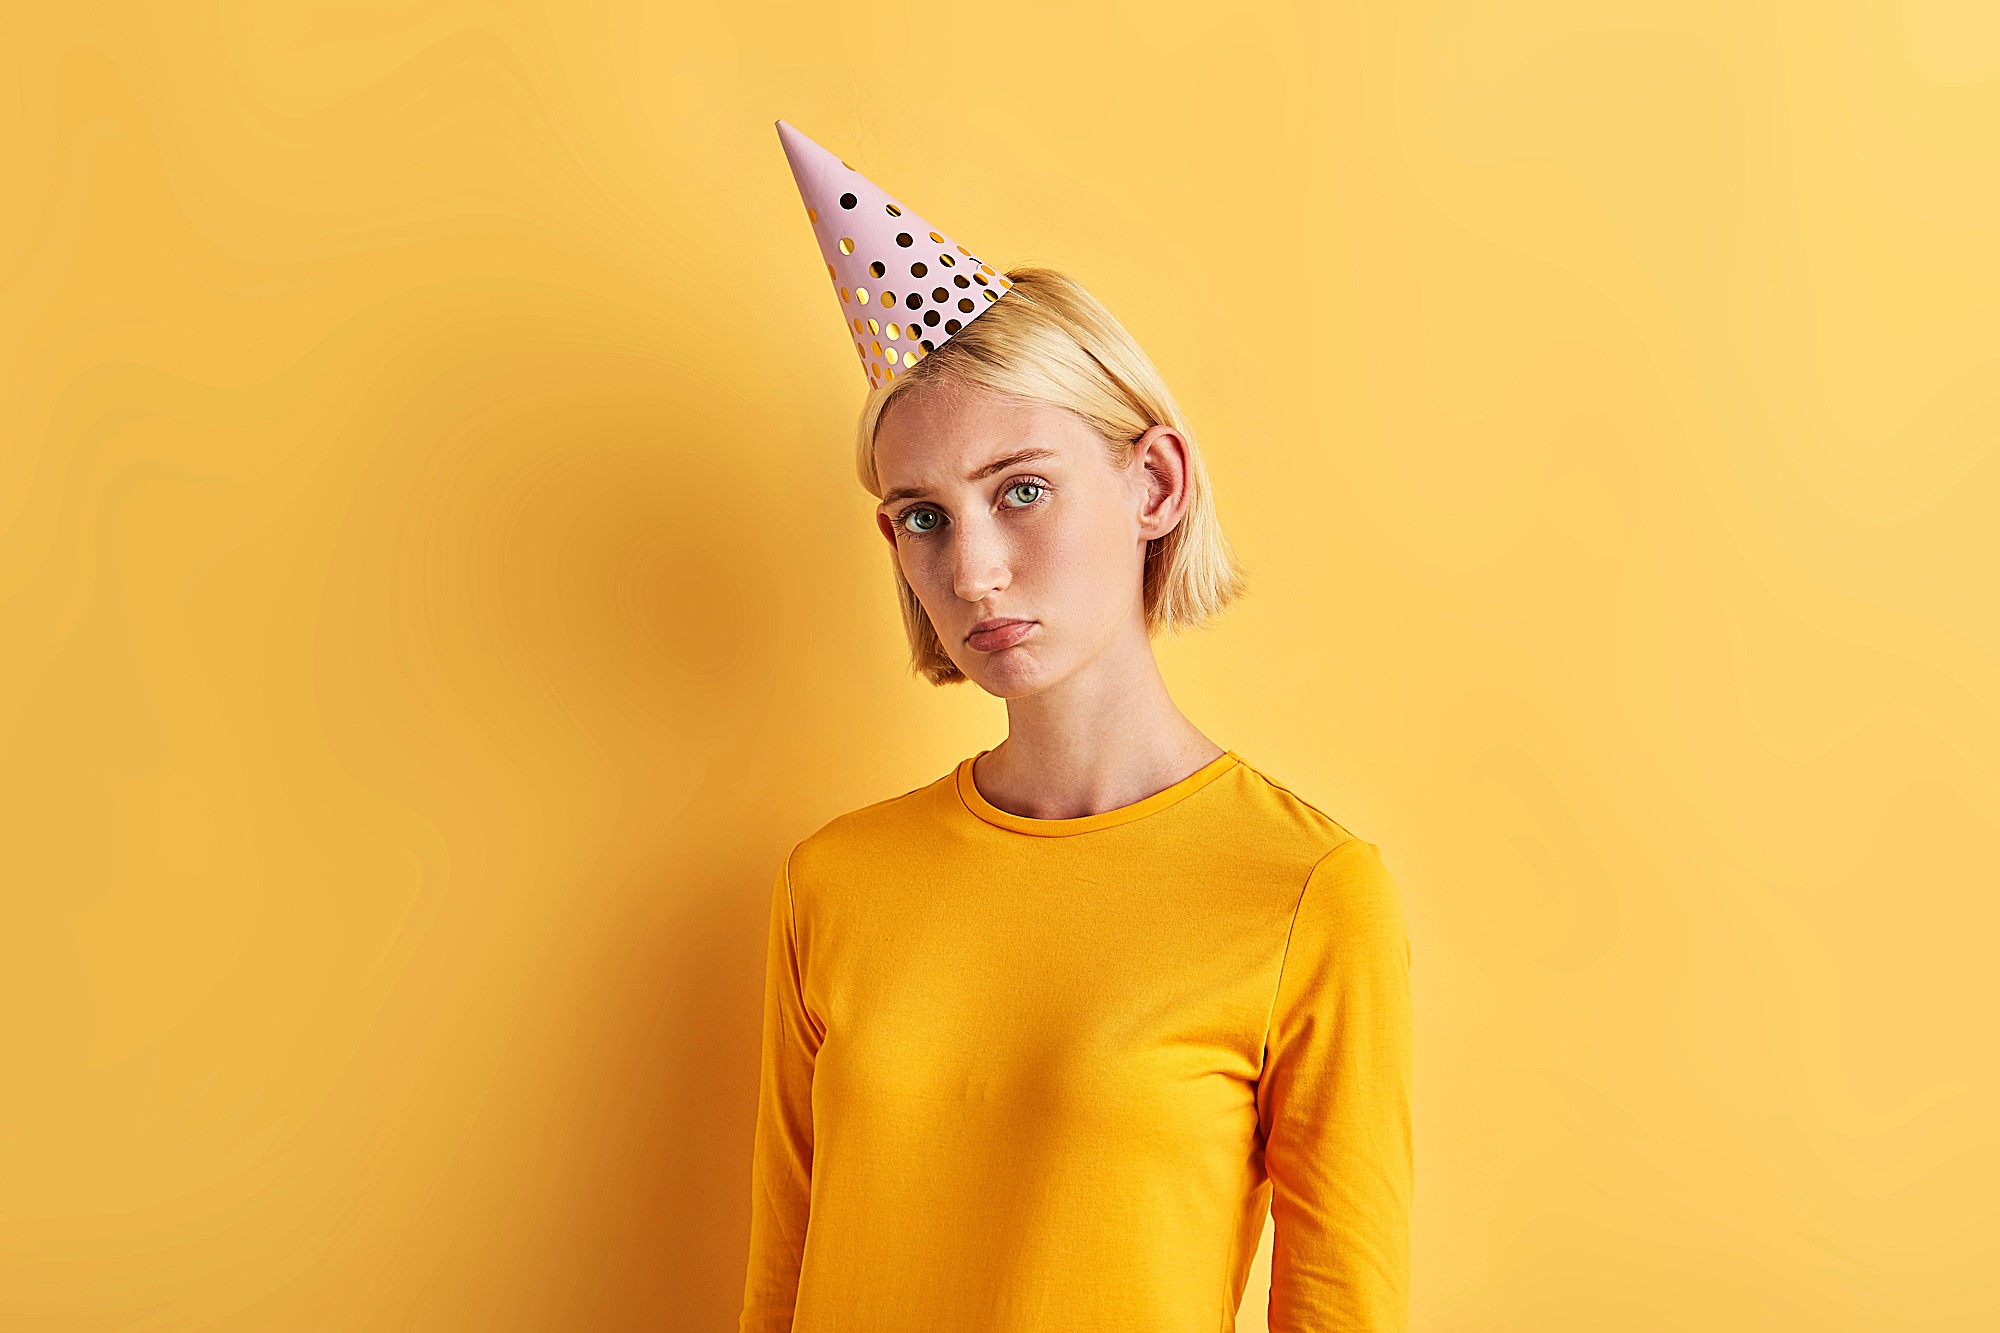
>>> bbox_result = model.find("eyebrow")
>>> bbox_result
[879,447,1061,506]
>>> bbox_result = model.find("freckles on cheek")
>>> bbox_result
[899,544,943,594]
[1051,525,1112,575]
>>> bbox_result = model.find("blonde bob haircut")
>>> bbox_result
[854,266,1249,686]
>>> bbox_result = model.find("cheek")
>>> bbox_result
[897,540,952,601]
[1026,514,1131,592]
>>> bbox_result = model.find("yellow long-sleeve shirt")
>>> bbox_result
[740,747,1414,1332]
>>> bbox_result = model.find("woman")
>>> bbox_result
[743,122,1414,1333]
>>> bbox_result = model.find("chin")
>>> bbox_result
[960,650,1056,698]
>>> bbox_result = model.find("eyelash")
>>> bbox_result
[894,479,1051,539]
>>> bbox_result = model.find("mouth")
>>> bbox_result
[966,619,1036,653]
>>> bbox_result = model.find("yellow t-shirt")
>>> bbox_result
[740,747,1414,1332]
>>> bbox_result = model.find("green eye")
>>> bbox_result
[894,479,1049,539]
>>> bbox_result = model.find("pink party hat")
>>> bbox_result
[775,118,1013,389]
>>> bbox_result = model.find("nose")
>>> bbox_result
[950,512,1010,605]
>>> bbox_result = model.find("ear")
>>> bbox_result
[875,511,901,549]
[1133,425,1192,541]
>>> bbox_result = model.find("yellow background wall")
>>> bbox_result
[4,2,1996,1328]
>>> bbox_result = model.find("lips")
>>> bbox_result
[966,619,1035,653]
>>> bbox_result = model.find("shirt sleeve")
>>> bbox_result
[740,842,822,1332]
[1256,836,1415,1332]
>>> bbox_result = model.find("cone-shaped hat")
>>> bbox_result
[775,119,1013,389]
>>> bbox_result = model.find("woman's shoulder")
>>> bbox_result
[787,760,961,865]
[1222,750,1376,852]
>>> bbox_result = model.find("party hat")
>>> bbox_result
[775,118,1013,389]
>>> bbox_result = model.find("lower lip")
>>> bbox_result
[967,621,1035,653]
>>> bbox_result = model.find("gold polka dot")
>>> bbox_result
[879,290,894,307]
[856,286,869,304]
[839,237,855,255]
[868,318,880,334]
[956,245,969,256]
[885,202,902,216]
[887,323,901,339]
[939,253,956,267]
[928,231,943,243]
[980,264,994,276]
[808,206,818,223]
[903,350,917,367]
[839,287,850,303]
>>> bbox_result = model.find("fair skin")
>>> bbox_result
[871,381,1226,820]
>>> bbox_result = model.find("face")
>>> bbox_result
[872,382,1189,696]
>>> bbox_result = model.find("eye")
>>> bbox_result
[893,477,1051,539]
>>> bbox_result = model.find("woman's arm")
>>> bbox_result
[739,843,821,1332]
[1256,836,1416,1332]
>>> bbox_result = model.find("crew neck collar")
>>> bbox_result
[954,748,1241,837]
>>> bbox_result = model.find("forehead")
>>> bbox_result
[874,386,1088,482]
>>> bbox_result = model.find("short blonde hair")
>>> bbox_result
[854,266,1250,686]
